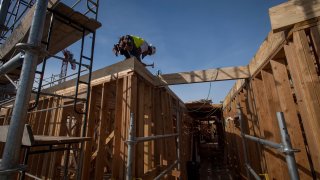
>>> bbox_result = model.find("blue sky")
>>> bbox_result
[45,0,286,103]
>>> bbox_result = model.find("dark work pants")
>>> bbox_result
[120,49,141,61]
[130,45,141,61]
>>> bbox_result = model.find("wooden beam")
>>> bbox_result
[238,90,262,174]
[251,76,285,180]
[94,83,110,180]
[222,79,245,108]
[105,130,114,144]
[269,0,320,32]
[111,79,124,180]
[270,59,313,179]
[136,79,145,177]
[285,31,320,176]
[42,58,136,95]
[248,31,285,76]
[89,134,113,160]
[159,66,250,85]
[81,86,99,180]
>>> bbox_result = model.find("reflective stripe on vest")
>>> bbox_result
[131,35,145,48]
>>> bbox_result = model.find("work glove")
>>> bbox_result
[113,44,120,56]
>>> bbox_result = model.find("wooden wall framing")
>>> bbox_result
[0,59,193,179]
[223,22,320,179]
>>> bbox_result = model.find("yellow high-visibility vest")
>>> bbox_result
[131,35,145,48]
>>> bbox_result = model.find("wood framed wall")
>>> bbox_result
[223,22,320,179]
[0,59,193,179]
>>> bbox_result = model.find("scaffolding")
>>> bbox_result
[237,104,300,180]
[126,110,181,180]
[0,0,35,44]
[0,0,101,179]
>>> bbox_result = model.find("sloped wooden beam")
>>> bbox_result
[269,0,320,32]
[158,66,250,85]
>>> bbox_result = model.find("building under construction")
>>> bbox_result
[0,0,319,179]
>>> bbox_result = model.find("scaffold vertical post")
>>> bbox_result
[0,0,49,179]
[126,112,135,180]
[276,112,299,180]
[237,103,252,180]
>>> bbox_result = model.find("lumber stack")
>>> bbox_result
[223,2,320,179]
[0,58,193,179]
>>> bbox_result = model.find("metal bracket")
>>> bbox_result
[280,147,300,154]
[276,143,300,154]
[16,43,48,56]
[125,140,137,145]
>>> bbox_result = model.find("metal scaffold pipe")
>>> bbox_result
[237,104,252,180]
[125,112,181,179]
[154,160,178,180]
[246,164,261,180]
[277,112,300,180]
[135,133,178,142]
[0,0,49,179]
[243,134,282,150]
[126,113,135,180]
[0,53,24,76]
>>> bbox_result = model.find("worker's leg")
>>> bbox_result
[130,46,142,61]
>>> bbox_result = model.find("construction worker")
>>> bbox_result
[113,35,156,62]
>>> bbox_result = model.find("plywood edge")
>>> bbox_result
[43,58,136,94]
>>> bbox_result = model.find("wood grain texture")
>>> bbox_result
[285,31,320,178]
[270,59,313,179]
[0,59,193,179]
[269,0,320,32]
[159,66,250,85]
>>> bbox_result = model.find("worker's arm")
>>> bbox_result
[113,44,120,56]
